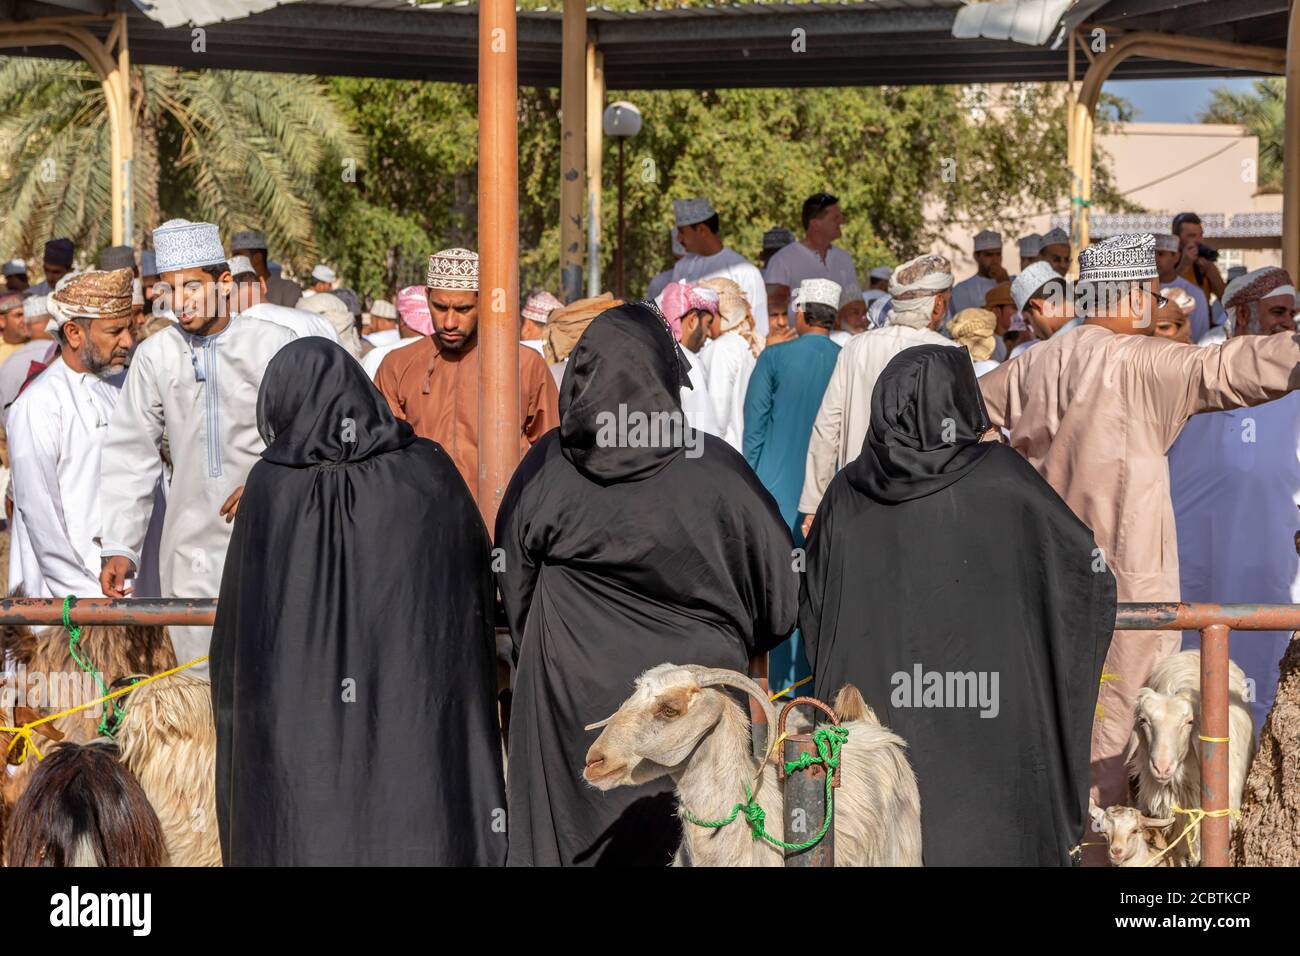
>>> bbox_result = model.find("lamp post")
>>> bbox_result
[603,101,641,298]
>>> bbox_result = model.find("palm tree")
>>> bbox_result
[0,56,361,268]
[1200,77,1284,193]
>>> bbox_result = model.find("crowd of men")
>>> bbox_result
[1,190,1297,867]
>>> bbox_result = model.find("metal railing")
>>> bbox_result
[1116,603,1300,868]
[4,598,1297,867]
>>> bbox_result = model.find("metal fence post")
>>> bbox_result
[1199,623,1231,867]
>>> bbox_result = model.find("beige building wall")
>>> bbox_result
[929,121,1281,282]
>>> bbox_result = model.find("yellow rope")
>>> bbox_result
[1141,804,1241,867]
[0,655,208,765]
[1199,734,1230,743]
[769,675,813,701]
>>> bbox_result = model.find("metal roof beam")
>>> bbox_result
[592,6,954,44]
[1161,0,1289,32]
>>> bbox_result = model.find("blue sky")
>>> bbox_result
[1105,76,1265,123]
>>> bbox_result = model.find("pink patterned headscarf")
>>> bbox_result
[397,285,434,336]
[654,280,719,341]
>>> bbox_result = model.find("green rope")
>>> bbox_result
[63,595,123,736]
[682,724,848,854]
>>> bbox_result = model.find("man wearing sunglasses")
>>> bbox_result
[980,236,1300,863]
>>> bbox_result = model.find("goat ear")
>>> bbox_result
[1088,800,1104,824]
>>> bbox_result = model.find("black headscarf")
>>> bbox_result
[257,337,414,466]
[800,343,1117,865]
[847,344,996,503]
[213,336,504,865]
[558,302,694,484]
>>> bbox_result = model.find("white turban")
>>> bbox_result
[888,253,953,329]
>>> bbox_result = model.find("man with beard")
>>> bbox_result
[375,248,558,511]
[8,269,138,596]
[979,236,1300,859]
[800,345,1115,865]
[1170,267,1300,733]
[99,220,295,675]
[495,303,796,866]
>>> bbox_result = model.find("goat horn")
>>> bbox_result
[584,714,615,732]
[1140,815,1175,829]
[694,668,778,758]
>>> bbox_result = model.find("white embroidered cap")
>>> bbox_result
[153,219,227,274]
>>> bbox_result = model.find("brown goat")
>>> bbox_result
[116,673,220,866]
[3,740,166,867]
[0,621,176,851]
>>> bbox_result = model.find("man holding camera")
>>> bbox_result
[1172,211,1226,306]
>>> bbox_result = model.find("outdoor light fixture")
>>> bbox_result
[604,102,641,297]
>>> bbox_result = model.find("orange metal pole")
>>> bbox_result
[477,0,522,532]
[1199,624,1231,867]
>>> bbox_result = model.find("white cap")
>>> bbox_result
[2,259,26,277]
[1040,227,1070,248]
[1154,233,1180,254]
[973,230,1002,252]
[311,264,336,284]
[228,255,256,278]
[153,219,227,273]
[673,198,716,227]
[868,266,893,282]
[22,294,48,320]
[796,278,843,310]
[1078,234,1157,283]
[1011,261,1061,313]
[1017,234,1041,257]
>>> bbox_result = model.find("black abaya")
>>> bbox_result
[211,338,505,865]
[496,304,798,866]
[800,345,1116,866]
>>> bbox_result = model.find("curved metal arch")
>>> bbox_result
[1068,30,1287,270]
[0,17,132,245]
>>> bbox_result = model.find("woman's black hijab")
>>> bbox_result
[847,344,995,503]
[557,302,695,484]
[257,336,414,466]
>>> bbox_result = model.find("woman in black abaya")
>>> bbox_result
[211,337,505,866]
[800,345,1116,866]
[496,303,798,866]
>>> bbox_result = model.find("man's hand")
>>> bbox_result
[989,264,1010,283]
[220,486,244,524]
[801,513,815,539]
[100,555,135,598]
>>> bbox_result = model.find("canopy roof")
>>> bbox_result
[0,0,1288,88]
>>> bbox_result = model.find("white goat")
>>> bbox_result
[583,663,923,866]
[1088,801,1177,867]
[1127,650,1254,866]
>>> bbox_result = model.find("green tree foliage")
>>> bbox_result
[329,77,1132,299]
[0,56,359,270]
[1200,78,1284,192]
[1,49,1132,304]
